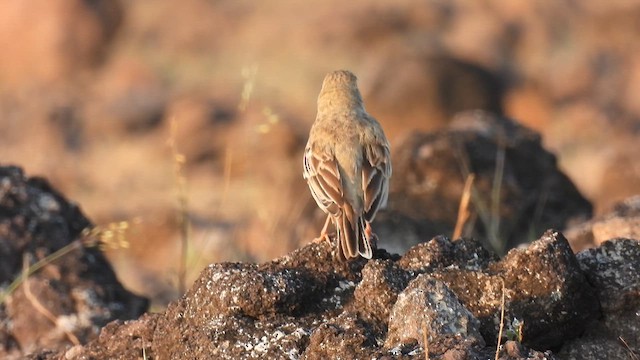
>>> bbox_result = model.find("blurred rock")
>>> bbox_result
[379,111,592,254]
[598,148,640,213]
[0,166,147,358]
[365,54,504,138]
[0,0,123,87]
[88,58,167,136]
[565,195,640,250]
[1,4,640,353]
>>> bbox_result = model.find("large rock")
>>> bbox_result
[378,111,593,254]
[385,275,485,356]
[559,238,640,359]
[0,0,122,86]
[0,166,148,358]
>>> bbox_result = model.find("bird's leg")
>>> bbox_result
[312,215,333,244]
[364,221,378,249]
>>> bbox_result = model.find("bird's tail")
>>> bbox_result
[337,205,373,261]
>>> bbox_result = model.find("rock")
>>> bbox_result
[150,241,370,359]
[398,235,498,273]
[558,333,637,360]
[351,259,411,324]
[27,225,640,359]
[0,166,148,358]
[305,312,378,359]
[7,168,631,359]
[385,275,485,355]
[380,111,593,254]
[180,262,324,318]
[489,230,600,350]
[429,231,599,350]
[559,238,640,359]
[38,313,158,360]
[0,0,122,86]
[576,238,640,312]
[365,54,505,137]
[565,195,640,250]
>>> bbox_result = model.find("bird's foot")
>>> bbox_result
[312,232,332,245]
[312,215,333,245]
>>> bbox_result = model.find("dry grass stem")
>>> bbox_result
[453,173,475,240]
[495,277,506,360]
[0,222,131,305]
[238,64,258,112]
[618,336,639,360]
[216,145,233,218]
[22,255,81,346]
[422,319,430,360]
[169,117,191,295]
[489,140,506,253]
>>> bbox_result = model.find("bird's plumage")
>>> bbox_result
[303,70,391,260]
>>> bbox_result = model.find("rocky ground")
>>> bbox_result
[0,164,638,359]
[1,0,640,358]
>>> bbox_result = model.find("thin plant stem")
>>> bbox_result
[495,278,506,360]
[490,140,506,254]
[453,173,475,240]
[0,240,82,304]
[169,118,190,295]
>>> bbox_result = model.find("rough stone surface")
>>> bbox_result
[0,166,148,359]
[576,238,640,312]
[51,230,631,359]
[489,230,600,350]
[558,238,640,359]
[351,259,411,324]
[385,275,484,355]
[398,235,498,273]
[426,231,601,351]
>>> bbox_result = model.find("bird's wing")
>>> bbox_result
[303,144,343,216]
[362,140,391,222]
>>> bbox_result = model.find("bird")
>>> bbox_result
[303,70,392,261]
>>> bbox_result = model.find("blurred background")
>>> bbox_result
[1,0,639,307]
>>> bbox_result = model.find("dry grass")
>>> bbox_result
[495,277,506,360]
[21,254,81,346]
[0,221,131,305]
[456,139,508,255]
[618,336,639,360]
[453,173,475,240]
[422,319,430,360]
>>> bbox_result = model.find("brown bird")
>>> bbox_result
[303,70,392,261]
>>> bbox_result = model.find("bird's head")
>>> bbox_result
[318,70,364,111]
